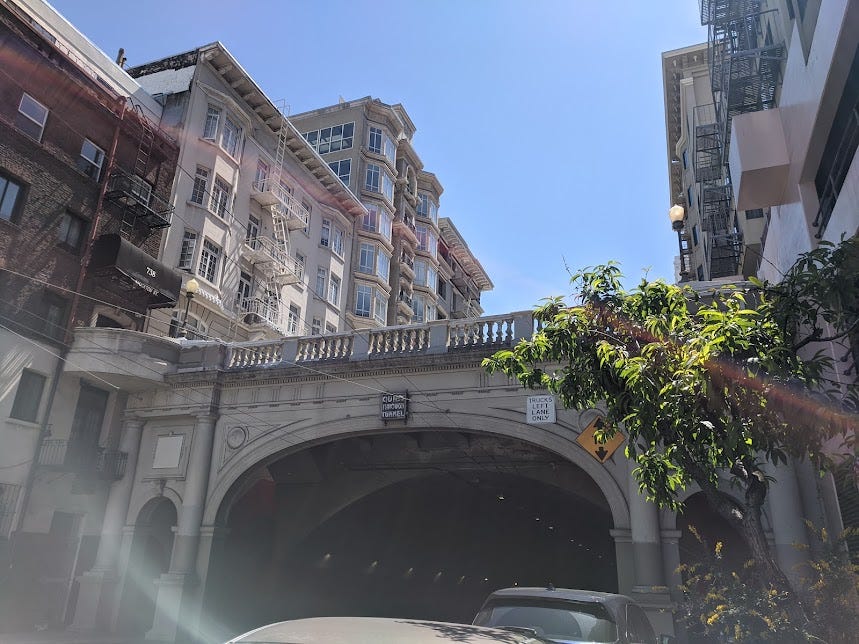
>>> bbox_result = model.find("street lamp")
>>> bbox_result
[669,204,689,279]
[179,278,199,338]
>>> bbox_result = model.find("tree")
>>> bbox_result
[483,238,859,632]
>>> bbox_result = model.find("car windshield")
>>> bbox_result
[474,599,618,643]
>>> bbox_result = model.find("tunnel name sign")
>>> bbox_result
[380,392,409,420]
[526,395,556,424]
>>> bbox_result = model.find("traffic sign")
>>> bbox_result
[576,416,624,463]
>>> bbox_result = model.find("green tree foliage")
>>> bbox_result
[483,238,859,627]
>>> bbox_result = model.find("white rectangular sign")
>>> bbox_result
[526,395,556,424]
[153,435,184,469]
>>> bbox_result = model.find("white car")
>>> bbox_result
[226,616,554,644]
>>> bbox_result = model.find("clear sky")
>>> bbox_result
[48,0,707,316]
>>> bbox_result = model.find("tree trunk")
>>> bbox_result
[685,462,813,634]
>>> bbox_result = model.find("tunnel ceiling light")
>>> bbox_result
[497,493,505,500]
[535,517,540,521]
[549,525,555,530]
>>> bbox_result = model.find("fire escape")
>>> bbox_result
[243,101,306,335]
[697,0,785,278]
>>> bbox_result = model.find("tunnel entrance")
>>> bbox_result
[205,431,616,638]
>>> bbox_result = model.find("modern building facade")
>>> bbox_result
[0,0,181,630]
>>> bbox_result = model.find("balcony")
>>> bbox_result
[240,297,284,333]
[105,169,173,229]
[397,290,413,316]
[728,108,790,211]
[241,236,302,285]
[37,439,127,481]
[394,214,418,243]
[251,179,310,230]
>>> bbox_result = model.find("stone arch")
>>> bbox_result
[658,479,774,535]
[128,487,182,527]
[204,410,629,530]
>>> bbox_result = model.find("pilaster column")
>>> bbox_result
[147,413,217,643]
[610,528,634,595]
[628,460,667,591]
[764,459,810,586]
[71,416,144,632]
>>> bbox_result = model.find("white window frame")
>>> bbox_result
[374,288,387,323]
[368,127,383,155]
[210,174,231,218]
[321,219,331,247]
[331,226,344,258]
[17,93,48,142]
[382,171,394,203]
[287,303,300,335]
[178,230,198,270]
[78,139,104,181]
[365,163,381,193]
[316,267,327,296]
[221,114,242,158]
[198,238,222,284]
[376,247,390,282]
[190,166,209,205]
[358,242,375,274]
[254,160,269,189]
[328,274,341,308]
[355,283,372,317]
[203,105,221,140]
[311,317,322,335]
[414,259,427,287]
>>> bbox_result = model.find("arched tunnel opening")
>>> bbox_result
[204,431,617,639]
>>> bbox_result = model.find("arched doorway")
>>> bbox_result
[204,430,617,639]
[116,497,176,635]
[678,492,751,569]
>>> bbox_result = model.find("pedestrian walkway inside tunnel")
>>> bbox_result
[203,431,617,639]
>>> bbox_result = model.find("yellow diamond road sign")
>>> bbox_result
[577,416,625,463]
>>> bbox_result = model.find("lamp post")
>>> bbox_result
[179,278,199,338]
[668,204,689,280]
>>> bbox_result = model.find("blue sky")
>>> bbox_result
[48,0,706,315]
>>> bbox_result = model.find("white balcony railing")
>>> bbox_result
[241,236,302,285]
[251,179,310,230]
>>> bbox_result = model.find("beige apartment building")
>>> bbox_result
[290,98,492,328]
[125,44,367,342]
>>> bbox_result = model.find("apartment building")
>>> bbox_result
[665,0,859,566]
[0,0,180,630]
[124,45,366,343]
[661,36,769,282]
[290,98,492,327]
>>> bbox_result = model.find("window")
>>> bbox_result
[316,267,327,296]
[426,304,437,322]
[691,224,699,246]
[0,174,24,221]
[682,149,688,169]
[246,214,260,242]
[198,239,222,283]
[380,208,392,240]
[321,219,331,247]
[368,127,383,154]
[745,208,764,219]
[78,139,104,180]
[304,122,354,154]
[254,160,269,189]
[374,289,387,323]
[178,230,197,270]
[10,369,46,422]
[365,163,380,193]
[383,134,396,164]
[311,317,322,335]
[16,93,48,141]
[416,224,428,251]
[687,187,694,210]
[359,242,375,273]
[427,230,437,258]
[287,304,300,335]
[236,271,252,308]
[328,274,341,307]
[414,259,427,286]
[57,212,86,252]
[332,226,344,257]
[325,322,337,334]
[377,248,390,281]
[382,171,394,202]
[426,264,437,290]
[169,311,207,339]
[295,251,306,276]
[68,383,109,454]
[412,293,426,323]
[415,194,438,224]
[40,292,69,340]
[190,166,209,205]
[210,175,231,218]
[355,283,372,317]
[327,159,351,186]
[203,105,221,140]
[221,115,242,157]
[438,279,447,300]
[362,206,378,233]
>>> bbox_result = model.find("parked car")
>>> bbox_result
[225,615,554,643]
[473,587,674,644]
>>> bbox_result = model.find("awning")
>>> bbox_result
[89,234,181,309]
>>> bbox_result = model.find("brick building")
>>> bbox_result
[0,0,180,630]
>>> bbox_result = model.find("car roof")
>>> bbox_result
[483,587,633,608]
[228,616,549,643]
